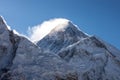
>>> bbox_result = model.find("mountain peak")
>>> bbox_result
[41,18,88,37]
[48,19,88,38]
[29,18,84,42]
[1,16,120,80]
[37,19,88,53]
[0,16,9,32]
[49,19,72,33]
[50,18,70,31]
[0,16,6,25]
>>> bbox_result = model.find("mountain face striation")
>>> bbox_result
[0,16,120,80]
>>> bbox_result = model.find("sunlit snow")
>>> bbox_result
[28,18,70,42]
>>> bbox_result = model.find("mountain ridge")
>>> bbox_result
[0,16,120,80]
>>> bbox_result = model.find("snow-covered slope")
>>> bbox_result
[37,20,88,53]
[58,36,120,80]
[36,18,120,80]
[0,16,120,80]
[10,37,74,80]
[0,17,74,80]
[0,16,19,76]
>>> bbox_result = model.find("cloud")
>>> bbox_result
[28,18,69,42]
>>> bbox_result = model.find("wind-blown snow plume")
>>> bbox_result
[28,18,69,42]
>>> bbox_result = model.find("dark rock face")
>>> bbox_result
[0,17,120,80]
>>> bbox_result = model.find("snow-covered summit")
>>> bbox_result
[0,16,8,29]
[29,18,88,42]
[0,16,4,23]
[47,18,71,32]
[0,16,120,80]
[37,19,88,53]
[0,16,11,34]
[29,18,70,42]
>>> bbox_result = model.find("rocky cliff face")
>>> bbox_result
[0,17,120,80]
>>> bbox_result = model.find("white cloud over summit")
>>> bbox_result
[28,18,69,42]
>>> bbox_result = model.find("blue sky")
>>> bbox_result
[0,0,120,49]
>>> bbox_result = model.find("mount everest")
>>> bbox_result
[0,16,120,80]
